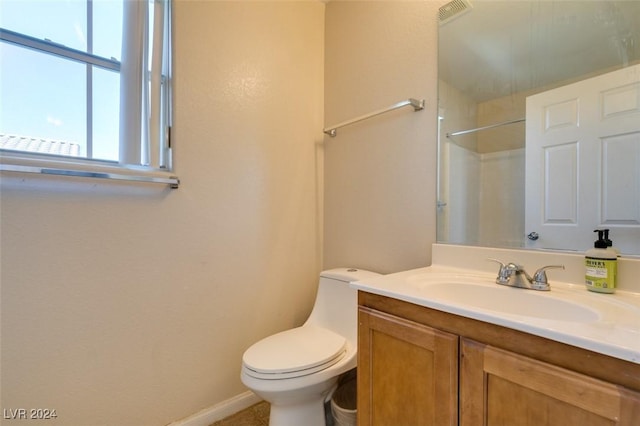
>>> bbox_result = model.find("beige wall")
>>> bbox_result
[0,1,440,425]
[323,1,439,273]
[1,2,324,425]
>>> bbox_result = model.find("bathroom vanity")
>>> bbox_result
[352,245,640,425]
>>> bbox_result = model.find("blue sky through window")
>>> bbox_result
[0,0,123,161]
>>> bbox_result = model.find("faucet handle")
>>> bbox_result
[487,258,511,285]
[487,258,505,268]
[532,265,565,289]
[487,258,522,272]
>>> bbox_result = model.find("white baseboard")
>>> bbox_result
[168,391,263,426]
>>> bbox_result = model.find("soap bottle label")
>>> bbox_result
[585,257,617,293]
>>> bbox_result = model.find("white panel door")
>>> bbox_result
[525,64,640,254]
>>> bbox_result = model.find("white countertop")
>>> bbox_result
[352,264,640,364]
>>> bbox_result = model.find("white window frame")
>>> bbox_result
[0,0,178,188]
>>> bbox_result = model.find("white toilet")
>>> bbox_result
[240,268,380,426]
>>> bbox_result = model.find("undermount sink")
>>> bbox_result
[416,281,600,322]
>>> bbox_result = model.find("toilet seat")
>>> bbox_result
[242,325,347,380]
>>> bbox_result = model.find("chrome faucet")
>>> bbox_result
[488,259,564,291]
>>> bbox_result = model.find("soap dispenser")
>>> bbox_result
[585,229,617,294]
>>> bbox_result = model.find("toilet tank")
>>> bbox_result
[305,268,381,343]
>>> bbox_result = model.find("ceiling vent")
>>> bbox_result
[439,0,473,26]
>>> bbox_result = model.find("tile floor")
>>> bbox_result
[209,402,269,426]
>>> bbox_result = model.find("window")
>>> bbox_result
[0,0,176,186]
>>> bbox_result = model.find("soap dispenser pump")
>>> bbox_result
[603,229,620,257]
[585,229,617,294]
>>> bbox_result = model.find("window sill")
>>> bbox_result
[0,151,179,188]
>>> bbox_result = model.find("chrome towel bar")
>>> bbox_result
[324,98,425,137]
[446,118,525,138]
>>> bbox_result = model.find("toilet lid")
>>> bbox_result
[243,325,346,379]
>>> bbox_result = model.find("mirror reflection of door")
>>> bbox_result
[525,64,640,254]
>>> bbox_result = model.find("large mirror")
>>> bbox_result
[437,0,640,257]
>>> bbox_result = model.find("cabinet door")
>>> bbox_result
[460,338,640,426]
[358,307,458,426]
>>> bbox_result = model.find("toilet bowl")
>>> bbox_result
[240,268,380,426]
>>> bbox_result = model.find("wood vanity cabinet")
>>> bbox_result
[357,292,640,426]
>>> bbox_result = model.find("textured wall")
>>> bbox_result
[323,1,440,273]
[0,2,324,425]
[1,1,444,424]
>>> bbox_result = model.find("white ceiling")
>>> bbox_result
[439,0,640,102]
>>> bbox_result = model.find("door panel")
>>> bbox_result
[602,133,640,224]
[544,142,578,223]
